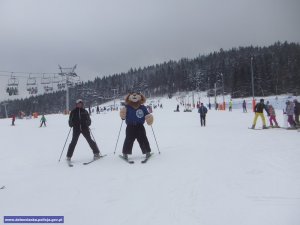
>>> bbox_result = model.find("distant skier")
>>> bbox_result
[251,98,269,129]
[198,103,208,127]
[293,99,300,126]
[268,104,279,128]
[11,115,16,126]
[88,106,91,115]
[208,102,211,110]
[286,100,296,128]
[66,99,100,161]
[40,114,47,127]
[229,99,233,111]
[174,104,180,112]
[96,106,100,114]
[242,100,247,113]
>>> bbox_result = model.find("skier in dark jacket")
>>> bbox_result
[11,115,16,126]
[294,99,300,125]
[66,99,100,161]
[251,98,269,129]
[242,100,247,113]
[198,103,208,126]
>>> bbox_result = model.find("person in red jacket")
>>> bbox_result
[11,115,16,126]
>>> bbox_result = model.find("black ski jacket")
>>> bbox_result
[294,102,300,114]
[69,107,91,130]
[198,106,208,115]
[255,102,269,115]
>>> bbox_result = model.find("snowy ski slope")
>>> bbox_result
[0,96,300,225]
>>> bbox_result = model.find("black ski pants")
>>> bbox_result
[67,128,100,158]
[122,124,151,155]
[200,115,206,126]
[295,113,299,124]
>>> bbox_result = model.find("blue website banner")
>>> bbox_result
[4,216,64,223]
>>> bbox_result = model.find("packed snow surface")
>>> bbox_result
[1,97,300,225]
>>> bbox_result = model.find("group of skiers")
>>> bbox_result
[11,114,47,127]
[66,93,154,163]
[194,98,300,129]
[251,98,300,129]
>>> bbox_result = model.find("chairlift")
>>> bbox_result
[8,74,19,87]
[27,74,37,86]
[67,80,74,87]
[27,86,38,95]
[41,74,52,85]
[57,82,66,90]
[40,74,54,93]
[73,76,80,84]
[52,74,61,84]
[44,85,53,93]
[26,74,38,95]
[6,74,19,96]
[6,87,19,96]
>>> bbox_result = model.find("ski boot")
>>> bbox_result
[262,125,268,129]
[94,153,101,160]
[251,125,255,129]
[123,153,128,160]
[145,152,151,158]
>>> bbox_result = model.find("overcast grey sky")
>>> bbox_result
[0,0,300,100]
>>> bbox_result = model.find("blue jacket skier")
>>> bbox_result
[119,92,153,159]
[198,103,208,126]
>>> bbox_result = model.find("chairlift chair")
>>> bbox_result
[8,75,19,87]
[52,74,61,84]
[41,74,52,85]
[7,74,19,95]
[26,75,38,94]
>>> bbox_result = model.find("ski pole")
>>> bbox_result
[90,128,103,155]
[58,127,72,162]
[113,120,124,154]
[151,125,161,154]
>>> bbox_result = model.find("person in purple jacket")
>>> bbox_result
[286,100,296,128]
[120,92,153,159]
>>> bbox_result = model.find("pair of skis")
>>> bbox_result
[67,154,107,167]
[67,153,154,167]
[119,153,154,164]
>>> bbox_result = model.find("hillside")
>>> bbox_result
[1,41,300,117]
